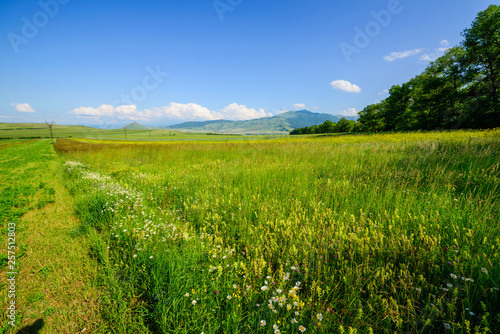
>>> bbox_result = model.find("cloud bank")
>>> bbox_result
[70,102,272,122]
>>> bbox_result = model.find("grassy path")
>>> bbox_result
[0,140,102,333]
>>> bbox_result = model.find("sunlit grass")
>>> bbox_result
[57,129,500,333]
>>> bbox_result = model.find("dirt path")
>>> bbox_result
[0,140,102,333]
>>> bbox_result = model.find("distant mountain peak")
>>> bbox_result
[123,122,148,130]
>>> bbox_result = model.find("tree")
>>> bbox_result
[45,120,55,143]
[462,4,500,125]
[318,120,336,133]
[358,103,385,132]
[383,83,413,131]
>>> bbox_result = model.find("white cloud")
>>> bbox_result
[146,102,222,120]
[220,103,272,120]
[338,108,358,116]
[222,103,273,120]
[419,40,450,62]
[330,80,361,93]
[71,104,152,121]
[12,103,36,113]
[384,48,423,62]
[292,103,306,109]
[418,53,436,62]
[378,89,389,95]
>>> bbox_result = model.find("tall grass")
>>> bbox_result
[56,130,500,333]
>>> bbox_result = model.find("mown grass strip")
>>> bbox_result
[0,140,102,333]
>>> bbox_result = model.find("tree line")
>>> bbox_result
[291,5,499,135]
[290,118,361,134]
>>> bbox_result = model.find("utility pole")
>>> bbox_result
[45,120,55,143]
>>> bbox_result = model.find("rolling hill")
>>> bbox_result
[163,110,358,135]
[122,122,150,130]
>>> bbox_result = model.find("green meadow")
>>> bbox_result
[48,129,499,333]
[0,123,270,141]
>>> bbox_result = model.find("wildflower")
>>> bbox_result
[260,320,266,326]
[447,283,453,288]
[233,284,238,289]
[261,285,268,291]
[450,273,457,279]
[150,256,153,259]
[192,300,196,305]
[291,266,297,270]
[481,268,488,274]
[246,285,252,290]
[287,304,292,310]
[317,313,323,321]
[291,318,298,323]
[275,330,281,334]
[299,325,306,332]
[444,323,451,329]
[276,289,282,294]
[295,311,300,316]
[184,293,189,297]
[415,288,421,292]
[470,311,475,316]
[227,295,232,300]
[133,254,137,258]
[273,324,279,330]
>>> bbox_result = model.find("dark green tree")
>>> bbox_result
[462,4,500,126]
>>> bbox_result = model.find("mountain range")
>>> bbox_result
[122,110,357,135]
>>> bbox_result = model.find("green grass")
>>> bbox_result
[57,129,500,333]
[0,122,283,141]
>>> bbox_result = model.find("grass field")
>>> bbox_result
[0,123,273,141]
[50,129,499,333]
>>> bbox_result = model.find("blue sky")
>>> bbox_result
[0,0,494,127]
